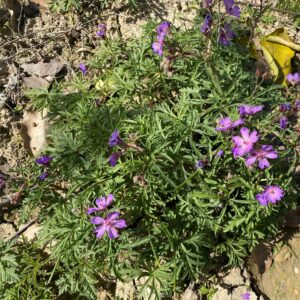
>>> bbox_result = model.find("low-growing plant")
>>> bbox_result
[2,1,300,299]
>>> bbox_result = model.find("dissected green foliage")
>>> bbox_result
[1,11,299,300]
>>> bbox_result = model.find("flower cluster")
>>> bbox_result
[36,155,53,181]
[87,194,127,239]
[152,21,171,56]
[96,23,106,38]
[201,0,240,46]
[216,103,284,206]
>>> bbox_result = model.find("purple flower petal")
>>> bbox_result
[36,155,53,166]
[216,117,243,131]
[114,219,127,228]
[91,216,104,225]
[219,23,235,46]
[152,41,163,56]
[238,105,264,117]
[106,211,120,221]
[95,225,106,238]
[108,130,123,147]
[201,14,213,36]
[280,116,287,129]
[87,207,99,214]
[79,63,87,75]
[107,227,119,239]
[109,152,122,167]
[39,172,49,181]
[96,24,106,38]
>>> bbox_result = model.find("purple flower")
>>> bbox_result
[245,145,278,169]
[203,0,213,8]
[156,21,171,40]
[36,155,53,166]
[279,103,291,112]
[216,117,243,131]
[91,211,127,239]
[0,175,5,189]
[79,63,87,75]
[218,23,235,46]
[108,130,123,147]
[286,73,300,85]
[152,21,171,56]
[96,24,106,38]
[256,185,284,206]
[195,160,205,169]
[87,194,114,214]
[280,116,287,129]
[152,41,164,56]
[216,150,224,157]
[232,127,259,157]
[39,172,49,181]
[238,105,264,117]
[242,292,250,300]
[201,14,213,36]
[109,152,122,167]
[224,0,241,18]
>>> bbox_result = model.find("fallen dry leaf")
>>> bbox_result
[22,59,64,89]
[20,109,49,155]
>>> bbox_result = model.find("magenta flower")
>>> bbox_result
[286,73,300,85]
[91,211,127,239]
[256,185,284,206]
[152,41,163,56]
[232,127,259,157]
[218,23,235,46]
[279,103,291,112]
[36,155,53,166]
[96,24,106,38]
[109,151,122,167]
[87,194,114,214]
[238,105,264,117]
[108,130,123,147]
[201,14,213,36]
[280,116,287,129]
[79,63,87,75]
[216,117,243,131]
[245,145,278,169]
[242,292,250,300]
[39,172,49,181]
[224,0,241,18]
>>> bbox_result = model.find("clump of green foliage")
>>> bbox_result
[1,3,299,299]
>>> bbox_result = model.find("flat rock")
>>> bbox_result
[221,267,244,286]
[0,223,16,240]
[249,229,300,299]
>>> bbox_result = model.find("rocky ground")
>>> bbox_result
[0,0,300,299]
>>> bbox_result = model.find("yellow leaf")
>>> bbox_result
[259,28,297,86]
